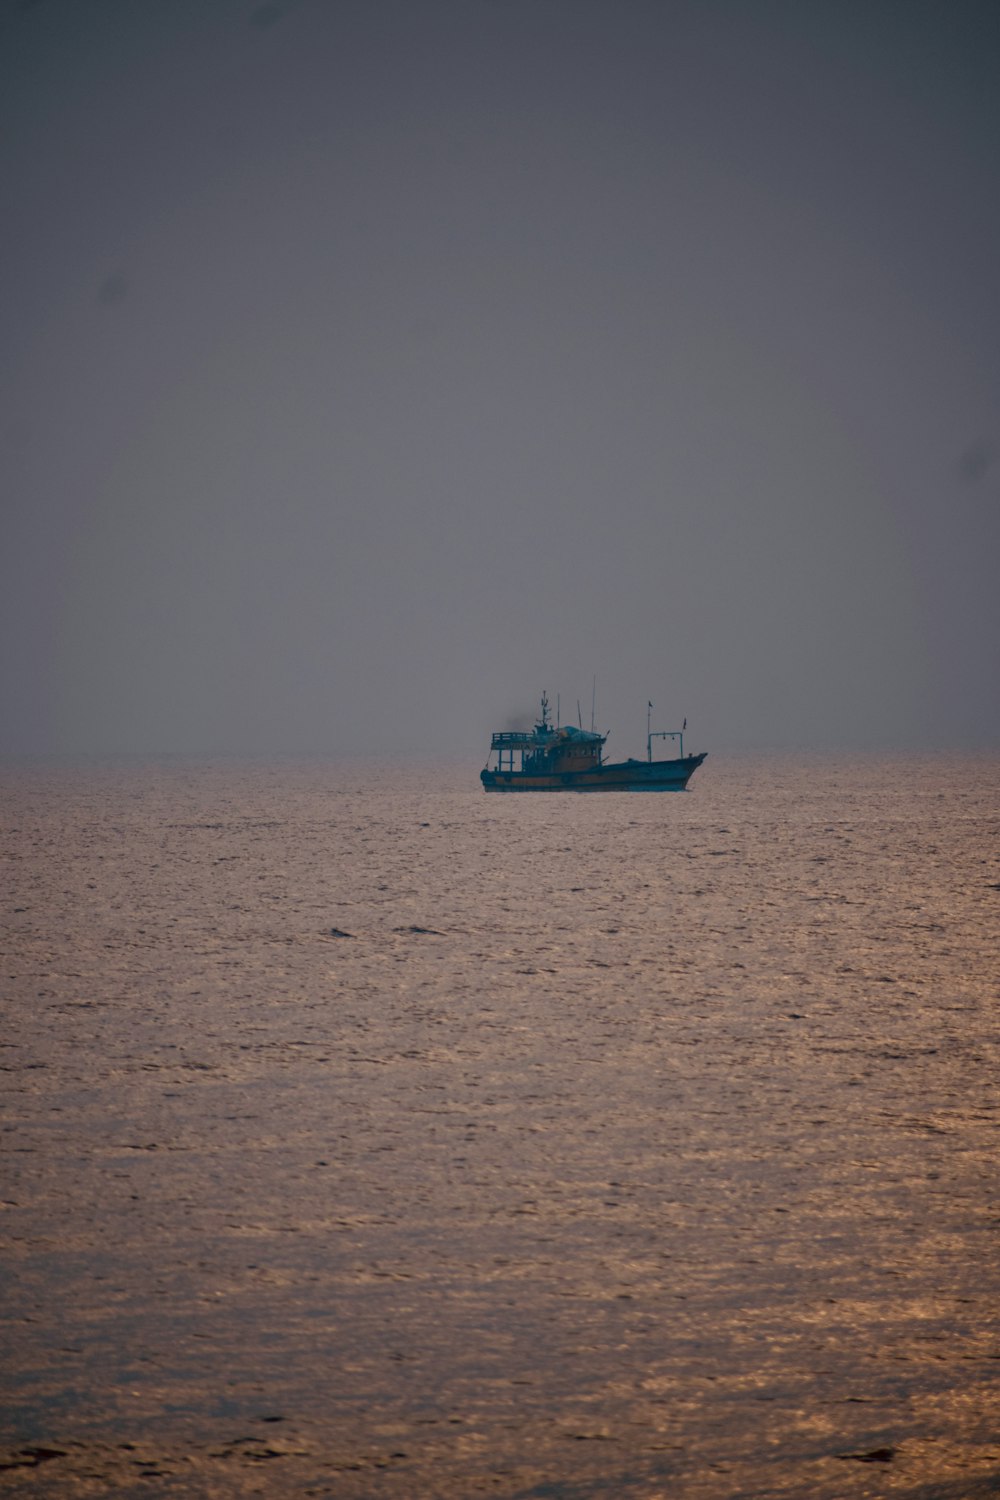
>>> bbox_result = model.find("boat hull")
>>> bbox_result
[480,753,707,792]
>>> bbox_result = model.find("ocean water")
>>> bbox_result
[1,753,997,1499]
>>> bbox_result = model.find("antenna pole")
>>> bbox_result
[591,676,596,733]
[647,701,652,761]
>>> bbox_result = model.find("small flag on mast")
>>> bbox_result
[682,717,687,730]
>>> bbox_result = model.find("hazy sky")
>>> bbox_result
[3,0,998,756]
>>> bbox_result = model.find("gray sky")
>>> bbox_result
[3,0,998,757]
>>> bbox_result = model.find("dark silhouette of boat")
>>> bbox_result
[481,692,706,792]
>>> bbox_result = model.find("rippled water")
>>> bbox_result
[2,754,998,1498]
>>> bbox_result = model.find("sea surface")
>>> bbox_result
[1,753,997,1498]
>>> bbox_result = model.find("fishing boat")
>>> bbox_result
[481,693,706,792]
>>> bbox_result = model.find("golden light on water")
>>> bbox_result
[2,754,997,1495]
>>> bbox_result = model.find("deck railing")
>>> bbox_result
[490,731,539,748]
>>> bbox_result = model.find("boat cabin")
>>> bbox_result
[486,693,607,776]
